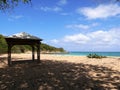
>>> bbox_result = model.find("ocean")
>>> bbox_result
[57,52,120,57]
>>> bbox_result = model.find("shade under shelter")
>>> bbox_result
[5,32,42,66]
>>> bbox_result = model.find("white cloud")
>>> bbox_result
[40,6,62,12]
[66,23,99,30]
[66,24,90,30]
[51,39,59,44]
[8,15,23,21]
[40,7,51,12]
[64,34,90,44]
[58,0,67,6]
[91,23,99,27]
[77,4,120,19]
[12,15,23,19]
[50,27,120,51]
[35,0,67,13]
[60,12,69,16]
[64,28,120,45]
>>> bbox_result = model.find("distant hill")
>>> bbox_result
[40,43,66,53]
[0,34,66,54]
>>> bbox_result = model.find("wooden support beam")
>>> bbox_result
[32,45,35,61]
[37,42,40,63]
[8,44,12,66]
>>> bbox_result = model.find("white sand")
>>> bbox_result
[0,53,120,72]
[41,54,120,72]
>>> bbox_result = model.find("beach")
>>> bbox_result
[0,53,120,89]
[41,54,120,72]
[1,53,120,71]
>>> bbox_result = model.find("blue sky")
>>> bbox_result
[0,0,120,51]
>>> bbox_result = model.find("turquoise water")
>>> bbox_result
[57,52,120,57]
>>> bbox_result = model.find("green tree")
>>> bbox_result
[0,0,31,10]
[0,34,7,54]
[40,43,66,53]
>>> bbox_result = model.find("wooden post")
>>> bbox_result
[32,45,35,61]
[37,42,40,63]
[8,44,12,66]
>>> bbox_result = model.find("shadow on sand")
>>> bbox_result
[0,59,120,90]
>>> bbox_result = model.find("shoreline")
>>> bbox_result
[49,54,120,57]
[57,51,120,57]
[0,53,120,72]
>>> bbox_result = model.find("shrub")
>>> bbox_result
[87,54,107,59]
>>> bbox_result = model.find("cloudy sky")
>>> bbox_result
[0,0,120,51]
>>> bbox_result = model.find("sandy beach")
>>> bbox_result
[1,53,120,71]
[41,54,120,72]
[0,53,120,89]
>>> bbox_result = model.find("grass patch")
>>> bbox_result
[87,54,107,59]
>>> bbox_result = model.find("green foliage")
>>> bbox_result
[0,0,31,11]
[87,54,107,59]
[12,45,31,53]
[0,34,66,54]
[40,43,65,53]
[0,34,7,54]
